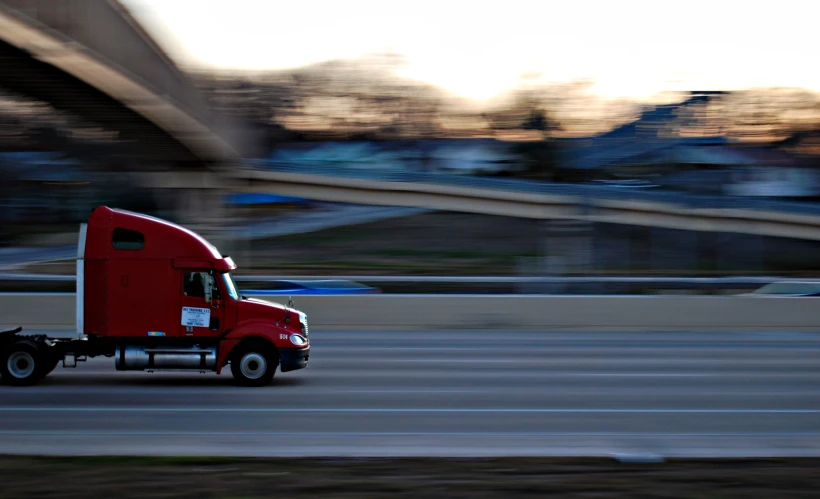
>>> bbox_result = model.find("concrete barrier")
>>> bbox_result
[1,293,818,332]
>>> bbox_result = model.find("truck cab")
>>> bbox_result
[0,206,309,386]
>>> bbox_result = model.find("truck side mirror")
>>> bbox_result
[204,273,212,303]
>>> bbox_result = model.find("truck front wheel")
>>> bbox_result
[230,341,277,387]
[0,341,46,386]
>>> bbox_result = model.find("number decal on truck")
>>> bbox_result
[280,334,288,340]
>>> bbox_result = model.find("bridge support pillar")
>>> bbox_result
[537,219,595,293]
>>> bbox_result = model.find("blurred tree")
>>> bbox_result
[721,88,820,141]
[519,109,563,180]
[510,140,566,181]
[480,90,565,180]
[522,109,548,132]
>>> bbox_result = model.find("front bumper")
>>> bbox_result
[279,346,310,372]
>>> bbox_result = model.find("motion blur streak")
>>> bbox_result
[3,2,820,481]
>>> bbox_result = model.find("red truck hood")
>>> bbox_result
[238,297,299,324]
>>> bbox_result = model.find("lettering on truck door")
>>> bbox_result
[179,271,224,336]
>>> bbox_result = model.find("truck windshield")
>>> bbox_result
[222,272,240,300]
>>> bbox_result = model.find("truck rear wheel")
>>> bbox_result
[0,341,46,386]
[230,342,277,387]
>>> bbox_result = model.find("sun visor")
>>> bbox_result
[172,257,236,271]
[215,256,236,271]
[172,258,215,269]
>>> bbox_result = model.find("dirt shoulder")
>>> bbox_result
[1,456,819,498]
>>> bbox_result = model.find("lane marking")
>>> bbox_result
[0,431,817,438]
[3,387,820,397]
[338,389,482,393]
[550,373,710,377]
[0,388,481,395]
[0,407,819,414]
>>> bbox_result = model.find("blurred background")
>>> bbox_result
[2,0,820,295]
[3,1,820,475]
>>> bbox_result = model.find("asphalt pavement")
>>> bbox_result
[0,330,818,457]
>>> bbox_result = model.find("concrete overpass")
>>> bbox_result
[234,164,820,242]
[0,0,258,164]
[0,0,265,246]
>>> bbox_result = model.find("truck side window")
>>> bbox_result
[183,272,206,298]
[183,272,222,301]
[112,228,144,250]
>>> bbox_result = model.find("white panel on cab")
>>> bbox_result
[75,223,87,338]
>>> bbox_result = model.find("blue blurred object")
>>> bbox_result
[226,193,308,206]
[241,279,380,295]
[746,281,820,297]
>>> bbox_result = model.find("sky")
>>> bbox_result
[123,0,819,102]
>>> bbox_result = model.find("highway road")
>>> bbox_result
[0,330,818,457]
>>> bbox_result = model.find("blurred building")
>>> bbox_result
[559,91,820,198]
[265,138,520,175]
[0,151,158,226]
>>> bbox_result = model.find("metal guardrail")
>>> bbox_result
[234,275,789,285]
[245,160,820,216]
[0,272,799,285]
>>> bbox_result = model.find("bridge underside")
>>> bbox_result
[0,0,258,253]
[0,0,257,164]
[0,40,200,164]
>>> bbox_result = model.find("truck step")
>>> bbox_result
[143,349,213,354]
[62,354,87,368]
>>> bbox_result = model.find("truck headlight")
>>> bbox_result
[289,334,307,346]
[298,313,308,337]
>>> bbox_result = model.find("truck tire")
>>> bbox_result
[0,341,46,386]
[230,341,277,387]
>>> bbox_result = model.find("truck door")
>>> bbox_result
[179,271,225,337]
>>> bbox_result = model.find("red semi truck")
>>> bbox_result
[0,206,310,387]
